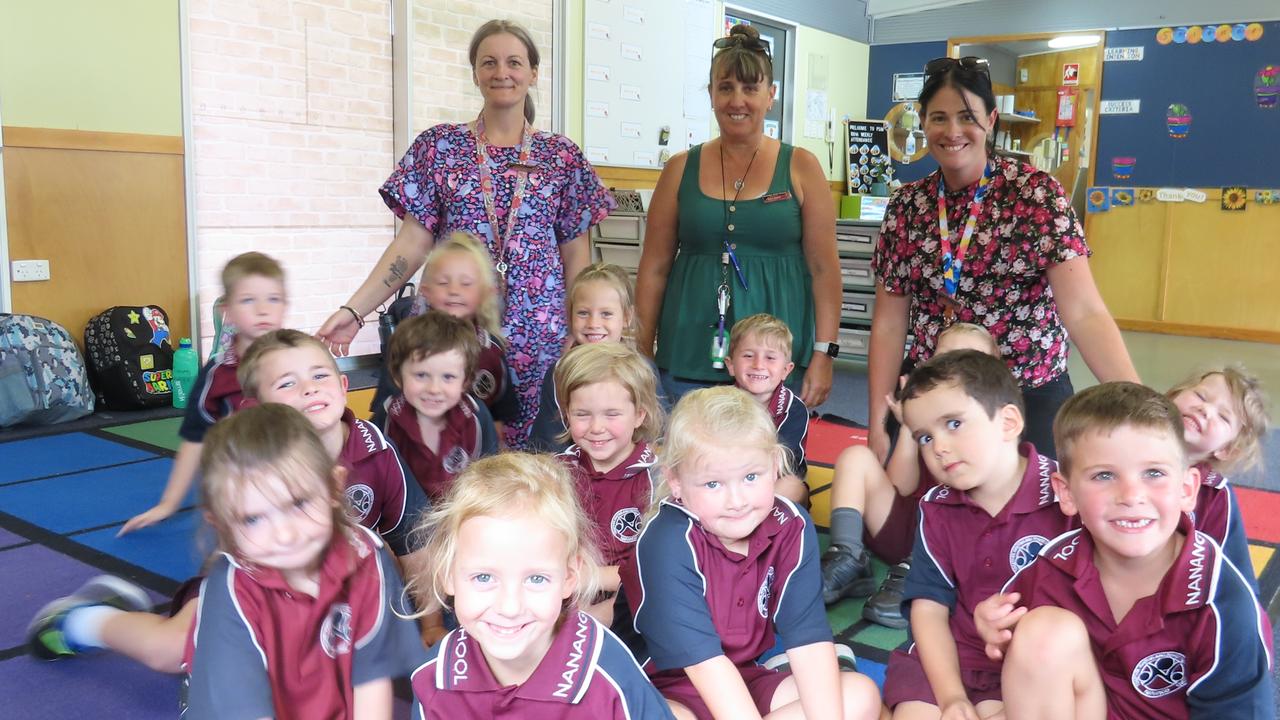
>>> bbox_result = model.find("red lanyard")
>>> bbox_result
[470,115,533,279]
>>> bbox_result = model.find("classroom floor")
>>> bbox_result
[1,329,1276,716]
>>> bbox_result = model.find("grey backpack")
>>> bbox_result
[0,313,95,427]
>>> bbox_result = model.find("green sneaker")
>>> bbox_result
[27,575,151,660]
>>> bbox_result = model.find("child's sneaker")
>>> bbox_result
[861,561,910,629]
[27,575,151,660]
[820,545,876,604]
[762,643,859,673]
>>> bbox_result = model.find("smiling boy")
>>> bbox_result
[982,382,1273,719]
[725,313,809,505]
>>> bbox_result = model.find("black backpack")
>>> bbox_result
[84,305,177,409]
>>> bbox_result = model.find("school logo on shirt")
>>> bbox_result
[443,446,471,475]
[344,484,374,522]
[1131,651,1188,699]
[472,369,496,400]
[1008,534,1049,572]
[610,507,644,543]
[319,603,354,658]
[757,566,776,618]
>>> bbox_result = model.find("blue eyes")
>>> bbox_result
[744,473,758,483]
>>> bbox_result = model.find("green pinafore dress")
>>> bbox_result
[655,143,814,383]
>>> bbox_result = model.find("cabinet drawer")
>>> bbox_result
[836,229,876,256]
[841,291,875,322]
[840,257,874,289]
[595,241,642,271]
[838,326,871,358]
[595,215,643,242]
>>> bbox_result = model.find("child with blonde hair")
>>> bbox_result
[530,262,665,451]
[553,342,664,623]
[623,386,882,720]
[407,452,673,718]
[724,313,810,505]
[1165,365,1269,590]
[187,404,423,718]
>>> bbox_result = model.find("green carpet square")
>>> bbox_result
[104,417,183,452]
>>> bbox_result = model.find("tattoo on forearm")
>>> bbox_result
[383,256,409,288]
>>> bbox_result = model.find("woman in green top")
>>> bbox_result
[635,24,841,407]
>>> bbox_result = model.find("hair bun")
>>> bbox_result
[730,24,760,40]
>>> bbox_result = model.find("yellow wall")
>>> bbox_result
[1087,191,1280,341]
[0,0,182,135]
[793,25,869,182]
[1,0,188,346]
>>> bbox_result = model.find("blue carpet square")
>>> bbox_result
[74,510,208,582]
[0,459,193,534]
[0,433,155,485]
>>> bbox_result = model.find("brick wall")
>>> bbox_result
[190,1,554,359]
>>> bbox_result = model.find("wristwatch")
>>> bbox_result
[813,341,841,359]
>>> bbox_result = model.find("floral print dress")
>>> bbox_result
[873,155,1089,388]
[380,123,614,446]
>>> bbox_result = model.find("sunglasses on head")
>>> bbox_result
[924,56,990,76]
[713,34,771,56]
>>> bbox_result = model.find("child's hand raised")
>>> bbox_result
[974,591,1027,661]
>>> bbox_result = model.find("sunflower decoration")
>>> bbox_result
[1138,188,1156,203]
[1221,186,1248,211]
[1110,188,1135,207]
[1086,187,1110,213]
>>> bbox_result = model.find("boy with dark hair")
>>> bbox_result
[883,350,1073,719]
[383,310,497,501]
[979,382,1273,719]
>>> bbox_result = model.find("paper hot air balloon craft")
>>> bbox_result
[1167,104,1192,138]
[1256,66,1279,109]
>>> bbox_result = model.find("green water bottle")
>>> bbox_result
[172,338,199,409]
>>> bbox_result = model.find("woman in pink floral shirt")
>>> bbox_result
[868,57,1138,460]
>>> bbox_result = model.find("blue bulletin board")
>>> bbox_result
[1096,22,1280,188]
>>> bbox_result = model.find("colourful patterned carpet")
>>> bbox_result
[1,394,1276,716]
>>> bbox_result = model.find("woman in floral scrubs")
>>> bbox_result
[868,57,1138,460]
[319,20,613,447]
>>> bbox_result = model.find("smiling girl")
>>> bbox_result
[408,453,674,718]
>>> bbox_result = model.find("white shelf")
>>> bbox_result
[1002,114,1041,125]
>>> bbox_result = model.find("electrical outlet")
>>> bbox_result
[12,260,51,282]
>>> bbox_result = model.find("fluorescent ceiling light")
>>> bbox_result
[1047,35,1101,49]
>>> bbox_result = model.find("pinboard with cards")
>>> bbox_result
[846,119,892,195]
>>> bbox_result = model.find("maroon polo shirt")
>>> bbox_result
[1190,461,1256,594]
[901,443,1074,675]
[558,442,658,569]
[339,409,428,556]
[183,526,424,720]
[384,393,495,501]
[178,350,244,443]
[1005,516,1274,719]
[411,609,674,718]
[623,497,831,674]
[765,384,809,476]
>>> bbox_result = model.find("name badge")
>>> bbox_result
[762,191,793,204]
